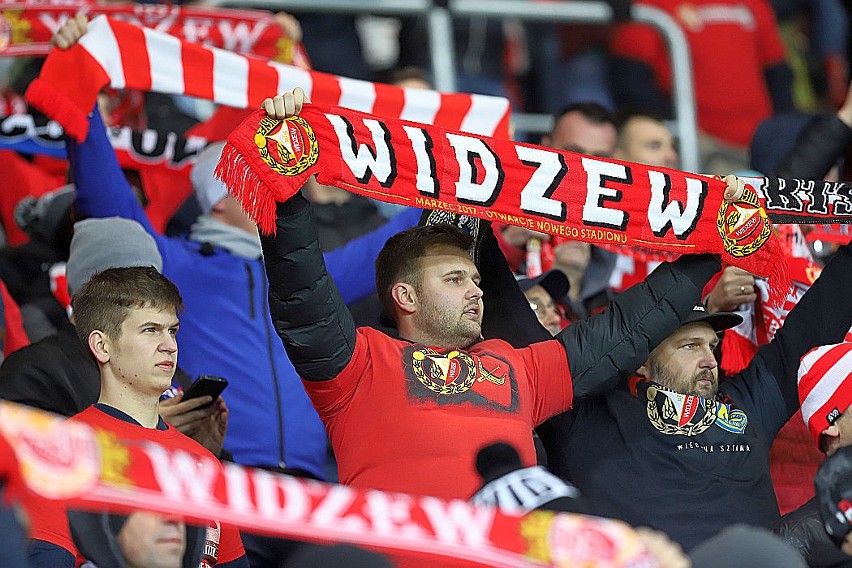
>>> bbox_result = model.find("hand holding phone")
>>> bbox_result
[182,375,228,408]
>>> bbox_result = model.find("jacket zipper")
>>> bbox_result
[245,265,256,318]
[251,261,287,469]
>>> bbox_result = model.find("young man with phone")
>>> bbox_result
[24,267,247,568]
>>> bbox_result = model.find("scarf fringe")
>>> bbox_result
[720,328,758,374]
[215,142,279,235]
[766,251,793,308]
[24,78,90,142]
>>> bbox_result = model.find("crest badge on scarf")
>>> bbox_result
[717,185,772,258]
[254,116,318,176]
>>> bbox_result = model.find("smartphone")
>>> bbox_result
[182,375,228,407]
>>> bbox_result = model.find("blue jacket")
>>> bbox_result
[69,108,419,476]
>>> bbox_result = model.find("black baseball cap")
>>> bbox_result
[681,303,743,332]
[517,269,570,300]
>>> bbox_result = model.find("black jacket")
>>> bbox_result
[777,115,852,180]
[776,496,852,567]
[0,323,98,417]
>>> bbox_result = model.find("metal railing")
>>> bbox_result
[202,0,699,171]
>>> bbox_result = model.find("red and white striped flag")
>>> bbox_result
[25,15,512,143]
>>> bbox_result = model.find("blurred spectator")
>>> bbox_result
[769,0,849,111]
[302,178,388,252]
[815,445,852,558]
[758,77,852,181]
[67,511,192,568]
[541,103,616,156]
[298,14,372,82]
[398,16,513,100]
[612,110,679,170]
[610,0,795,172]
[0,184,74,341]
[497,104,617,319]
[517,270,570,336]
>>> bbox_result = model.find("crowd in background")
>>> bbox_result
[0,0,851,566]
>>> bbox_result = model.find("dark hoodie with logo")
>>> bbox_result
[539,241,852,551]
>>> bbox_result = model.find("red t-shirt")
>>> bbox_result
[26,406,245,565]
[610,0,786,147]
[303,327,573,500]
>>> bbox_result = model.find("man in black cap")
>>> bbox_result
[537,230,852,552]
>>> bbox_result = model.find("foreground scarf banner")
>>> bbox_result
[216,103,791,305]
[0,2,307,63]
[0,401,659,568]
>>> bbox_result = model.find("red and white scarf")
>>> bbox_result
[558,176,852,293]
[24,15,511,143]
[0,2,308,64]
[217,104,791,304]
[0,401,659,568]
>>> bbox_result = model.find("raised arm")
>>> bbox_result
[260,194,357,381]
[749,241,852,415]
[557,254,721,398]
[68,106,157,234]
[259,89,356,381]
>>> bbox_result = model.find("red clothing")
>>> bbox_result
[303,327,573,500]
[609,0,787,146]
[26,406,245,565]
[0,150,66,247]
[0,279,29,357]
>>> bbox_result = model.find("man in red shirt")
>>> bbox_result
[24,266,247,568]
[256,89,746,500]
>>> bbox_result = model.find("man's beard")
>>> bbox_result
[416,292,482,348]
[649,359,717,398]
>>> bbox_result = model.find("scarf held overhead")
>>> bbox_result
[0,401,659,568]
[216,103,791,305]
[24,15,511,143]
[0,2,307,63]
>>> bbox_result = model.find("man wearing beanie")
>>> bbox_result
[775,342,852,566]
[0,218,223,454]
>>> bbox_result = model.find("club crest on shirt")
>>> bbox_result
[405,345,518,410]
[254,115,319,176]
[645,385,747,436]
[411,347,479,395]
